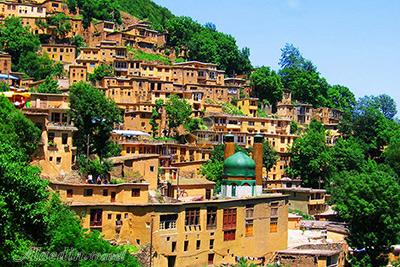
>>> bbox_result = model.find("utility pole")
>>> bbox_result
[176,169,180,200]
[149,219,153,267]
[86,133,90,158]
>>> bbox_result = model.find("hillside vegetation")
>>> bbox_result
[116,0,253,76]
[116,0,173,30]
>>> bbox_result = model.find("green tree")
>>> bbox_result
[383,134,400,176]
[0,17,40,68]
[263,140,278,173]
[290,121,299,134]
[279,43,316,71]
[88,64,114,83]
[250,66,283,108]
[342,106,399,159]
[164,16,252,75]
[280,67,329,107]
[69,82,122,157]
[327,84,356,112]
[164,16,202,48]
[328,137,365,177]
[45,13,72,41]
[357,94,397,120]
[18,52,64,80]
[0,96,139,265]
[116,0,173,31]
[149,99,164,137]
[165,94,192,136]
[278,43,333,107]
[73,0,122,28]
[32,76,61,94]
[70,34,86,49]
[330,166,400,266]
[0,82,9,92]
[184,117,207,132]
[77,155,112,178]
[286,120,332,188]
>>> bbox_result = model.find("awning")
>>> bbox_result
[112,129,150,137]
[0,74,19,80]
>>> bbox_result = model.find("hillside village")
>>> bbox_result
[1,0,400,267]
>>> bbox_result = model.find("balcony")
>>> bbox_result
[184,224,201,232]
[309,199,325,205]
[47,122,77,131]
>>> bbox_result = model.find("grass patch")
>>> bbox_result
[127,47,171,65]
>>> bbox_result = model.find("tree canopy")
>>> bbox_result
[278,43,356,109]
[164,16,252,76]
[0,17,63,80]
[32,76,62,94]
[0,96,139,265]
[68,0,122,28]
[250,66,283,108]
[330,165,400,266]
[165,94,192,136]
[69,82,122,157]
[88,64,114,83]
[286,119,331,188]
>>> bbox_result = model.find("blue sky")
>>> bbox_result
[154,0,400,110]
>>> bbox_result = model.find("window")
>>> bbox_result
[231,185,236,197]
[84,189,93,196]
[48,132,55,143]
[245,220,254,236]
[270,218,278,233]
[245,205,254,237]
[271,207,278,217]
[224,230,236,241]
[107,214,112,220]
[206,189,211,200]
[209,239,214,249]
[150,166,155,172]
[131,188,140,197]
[103,189,108,196]
[56,157,61,164]
[185,208,200,226]
[62,133,68,145]
[208,254,214,265]
[223,208,237,241]
[206,207,217,229]
[66,189,73,198]
[223,208,236,229]
[270,202,278,232]
[159,214,178,230]
[184,240,189,251]
[196,240,201,250]
[89,209,102,226]
[171,241,176,252]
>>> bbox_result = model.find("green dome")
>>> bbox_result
[223,152,256,178]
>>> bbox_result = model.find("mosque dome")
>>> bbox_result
[223,151,256,178]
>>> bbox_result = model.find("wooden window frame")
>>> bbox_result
[206,207,217,230]
[185,208,200,226]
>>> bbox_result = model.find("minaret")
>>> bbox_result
[253,134,264,186]
[224,134,235,159]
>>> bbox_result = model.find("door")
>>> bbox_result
[167,256,176,267]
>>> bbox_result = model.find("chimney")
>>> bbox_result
[253,134,264,186]
[224,134,235,159]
